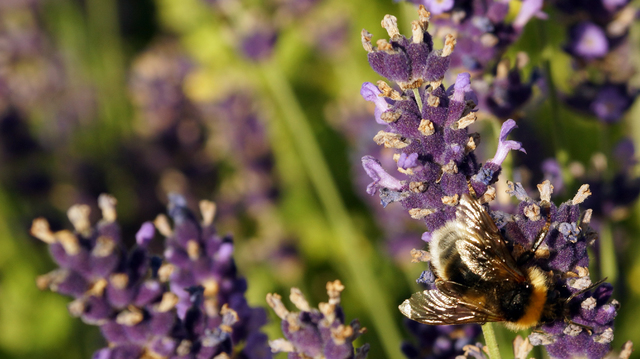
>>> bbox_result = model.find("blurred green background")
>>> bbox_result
[1,0,640,358]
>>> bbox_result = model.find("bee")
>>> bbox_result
[399,193,603,331]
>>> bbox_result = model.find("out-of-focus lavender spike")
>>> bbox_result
[267,281,369,359]
[555,1,638,123]
[401,321,481,359]
[34,194,272,359]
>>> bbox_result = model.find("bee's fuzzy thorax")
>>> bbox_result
[504,266,549,331]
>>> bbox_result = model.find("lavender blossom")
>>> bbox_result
[419,0,545,74]
[554,1,638,123]
[401,321,480,359]
[0,0,95,140]
[494,181,617,358]
[361,8,525,231]
[580,140,640,221]
[129,40,194,135]
[361,9,620,358]
[566,22,609,60]
[473,56,538,119]
[33,194,271,359]
[565,82,636,123]
[266,281,369,359]
[239,24,279,62]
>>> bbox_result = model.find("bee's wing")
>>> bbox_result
[399,287,503,325]
[455,194,526,282]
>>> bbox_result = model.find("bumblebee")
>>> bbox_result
[399,194,601,331]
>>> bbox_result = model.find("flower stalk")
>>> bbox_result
[482,323,503,359]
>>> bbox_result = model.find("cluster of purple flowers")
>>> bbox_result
[129,40,195,136]
[0,0,95,140]
[266,280,370,359]
[360,8,619,358]
[33,194,270,359]
[401,321,481,359]
[204,0,348,62]
[361,7,521,232]
[390,1,545,119]
[501,181,616,359]
[555,0,638,123]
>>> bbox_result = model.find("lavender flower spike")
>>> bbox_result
[362,155,404,195]
[267,281,369,359]
[488,119,526,166]
[361,82,392,125]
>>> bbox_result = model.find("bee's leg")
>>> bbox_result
[561,277,608,335]
[563,318,594,335]
[517,200,552,265]
[530,200,552,253]
[466,178,477,198]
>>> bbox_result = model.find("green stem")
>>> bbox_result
[482,323,502,359]
[260,61,403,359]
[536,21,564,157]
[599,221,618,283]
[412,88,423,113]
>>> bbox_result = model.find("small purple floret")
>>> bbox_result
[361,82,392,125]
[513,0,546,30]
[135,222,155,247]
[398,153,419,169]
[568,22,609,59]
[362,156,404,195]
[487,119,526,166]
[425,0,455,15]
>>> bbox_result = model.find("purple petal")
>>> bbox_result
[570,23,608,59]
[488,119,526,166]
[362,156,403,195]
[425,0,454,15]
[397,152,419,169]
[513,0,545,31]
[135,222,155,247]
[360,82,391,125]
[451,73,472,103]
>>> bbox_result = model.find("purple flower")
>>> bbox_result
[487,119,526,166]
[267,281,369,359]
[590,85,632,123]
[513,0,547,31]
[360,10,525,231]
[362,7,451,90]
[362,156,404,196]
[129,40,193,135]
[360,82,393,125]
[602,0,629,12]
[401,322,481,359]
[542,158,564,194]
[33,194,271,359]
[566,22,609,60]
[581,140,640,220]
[424,0,455,15]
[474,58,537,119]
[239,25,278,62]
[565,82,636,123]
